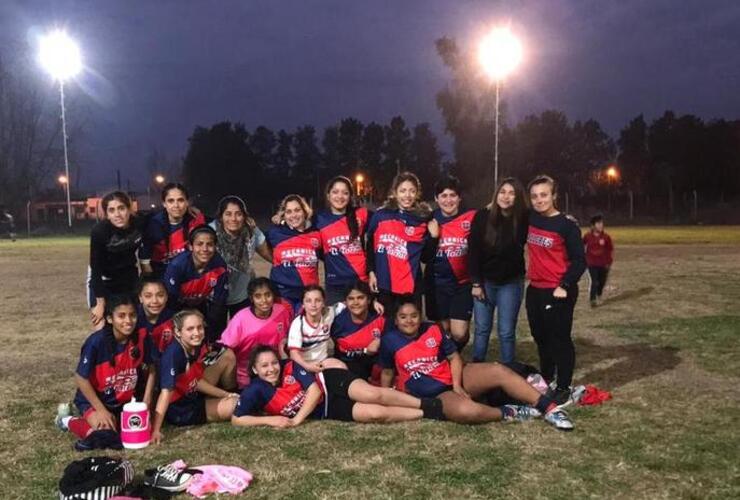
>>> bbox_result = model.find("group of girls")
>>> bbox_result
[62,170,585,448]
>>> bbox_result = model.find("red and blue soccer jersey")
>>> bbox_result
[367,209,428,295]
[233,360,323,418]
[526,212,586,289]
[330,308,386,361]
[74,328,154,413]
[315,208,370,286]
[140,211,207,276]
[431,208,476,288]
[379,322,456,398]
[163,251,228,309]
[266,224,321,302]
[159,340,207,422]
[135,305,175,359]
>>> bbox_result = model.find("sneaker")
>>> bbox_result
[501,405,541,423]
[55,403,71,431]
[544,408,574,431]
[144,464,199,493]
[548,386,587,409]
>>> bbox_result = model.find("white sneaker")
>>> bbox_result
[55,403,71,431]
[544,408,574,431]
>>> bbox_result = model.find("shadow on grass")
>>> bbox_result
[600,286,655,306]
[574,336,680,388]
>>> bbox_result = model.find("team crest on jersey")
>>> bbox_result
[405,226,415,236]
[461,220,471,230]
[311,238,320,248]
[284,375,296,385]
[425,337,437,348]
[209,278,217,287]
[170,368,176,376]
[169,278,176,285]
[372,328,381,339]
[277,323,284,333]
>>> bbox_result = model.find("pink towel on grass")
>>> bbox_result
[170,460,253,498]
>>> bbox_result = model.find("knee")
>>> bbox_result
[363,405,386,423]
[221,348,236,368]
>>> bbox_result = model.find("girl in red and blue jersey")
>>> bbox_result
[164,226,228,343]
[266,194,321,313]
[59,295,156,444]
[140,183,207,277]
[330,281,386,382]
[526,175,586,407]
[151,310,238,445]
[367,172,434,312]
[379,299,574,430]
[315,176,371,305]
[88,191,148,328]
[425,176,477,350]
[231,345,443,428]
[136,276,175,358]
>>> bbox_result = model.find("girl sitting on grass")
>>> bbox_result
[56,294,156,449]
[231,345,443,428]
[150,309,238,444]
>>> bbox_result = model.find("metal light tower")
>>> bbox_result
[479,27,523,188]
[39,29,82,227]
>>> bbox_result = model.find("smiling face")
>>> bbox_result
[436,188,460,217]
[394,303,421,337]
[139,282,167,318]
[345,288,370,320]
[496,182,516,212]
[253,350,281,386]
[284,200,307,230]
[530,182,557,216]
[190,232,216,267]
[176,314,205,350]
[107,304,137,339]
[302,289,325,318]
[105,199,131,229]
[250,284,275,318]
[221,202,246,235]
[395,180,418,210]
[328,181,351,213]
[163,188,188,223]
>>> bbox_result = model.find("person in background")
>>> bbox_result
[583,214,614,307]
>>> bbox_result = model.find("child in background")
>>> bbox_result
[583,214,614,307]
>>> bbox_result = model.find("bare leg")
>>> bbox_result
[346,379,421,409]
[462,362,542,405]
[437,391,502,423]
[203,348,237,390]
[450,319,471,345]
[320,358,347,370]
[205,397,237,422]
[351,403,423,423]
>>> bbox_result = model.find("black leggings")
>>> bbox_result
[588,266,609,301]
[525,285,578,390]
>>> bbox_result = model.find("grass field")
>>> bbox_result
[1,227,739,499]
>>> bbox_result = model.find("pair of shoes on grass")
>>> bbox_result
[500,404,574,431]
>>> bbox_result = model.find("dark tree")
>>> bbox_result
[273,130,294,177]
[338,118,364,175]
[618,115,650,193]
[321,126,341,178]
[382,116,413,196]
[361,122,385,197]
[293,125,323,198]
[410,123,443,199]
[249,126,277,171]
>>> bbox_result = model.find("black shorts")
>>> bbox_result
[427,283,473,321]
[342,356,378,381]
[319,368,362,422]
[165,396,207,426]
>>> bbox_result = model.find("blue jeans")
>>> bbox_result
[472,280,524,363]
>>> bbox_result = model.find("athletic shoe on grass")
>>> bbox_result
[548,385,587,409]
[55,403,71,431]
[501,405,541,422]
[544,408,574,431]
[144,464,200,493]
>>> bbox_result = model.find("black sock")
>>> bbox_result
[421,398,446,420]
[535,395,555,415]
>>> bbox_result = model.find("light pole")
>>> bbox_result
[355,174,364,198]
[58,175,70,221]
[39,29,82,228]
[606,165,618,212]
[479,27,523,188]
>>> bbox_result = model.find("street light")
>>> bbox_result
[39,29,82,228]
[154,174,166,185]
[355,174,364,197]
[479,27,523,187]
[606,165,619,211]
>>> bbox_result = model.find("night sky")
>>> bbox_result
[2,0,739,190]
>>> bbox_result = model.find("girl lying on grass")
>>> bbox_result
[150,309,238,444]
[379,298,574,430]
[231,345,444,428]
[56,294,156,448]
